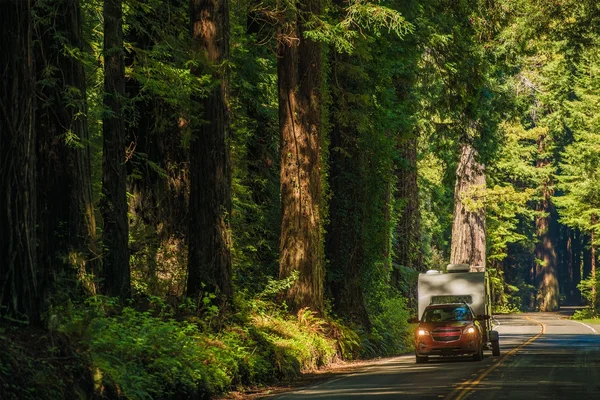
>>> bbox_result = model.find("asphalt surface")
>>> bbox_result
[268,311,600,400]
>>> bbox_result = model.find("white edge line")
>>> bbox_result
[571,320,598,334]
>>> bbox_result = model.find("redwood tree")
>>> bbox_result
[0,0,40,323]
[392,133,422,301]
[326,55,370,326]
[35,0,99,293]
[102,0,130,298]
[450,140,486,270]
[277,0,324,313]
[187,0,233,304]
[534,132,559,311]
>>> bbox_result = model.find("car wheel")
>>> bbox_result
[492,339,500,356]
[473,345,483,361]
[416,355,428,364]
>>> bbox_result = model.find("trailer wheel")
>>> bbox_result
[491,339,500,356]
[416,355,428,364]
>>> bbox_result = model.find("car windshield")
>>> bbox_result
[422,305,472,322]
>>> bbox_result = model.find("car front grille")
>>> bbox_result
[432,327,461,342]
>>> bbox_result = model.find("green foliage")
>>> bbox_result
[418,149,454,270]
[56,297,228,398]
[555,43,600,236]
[0,327,90,400]
[228,0,281,294]
[488,267,526,314]
[253,309,337,374]
[304,0,414,54]
[485,185,535,264]
[326,319,362,360]
[571,307,598,321]
[30,294,342,398]
[576,275,600,312]
[367,296,412,356]
[259,270,300,299]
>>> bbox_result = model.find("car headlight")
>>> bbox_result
[418,329,429,336]
[465,326,476,334]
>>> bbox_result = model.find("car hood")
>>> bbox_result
[418,321,471,330]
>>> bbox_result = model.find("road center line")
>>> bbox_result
[444,316,546,400]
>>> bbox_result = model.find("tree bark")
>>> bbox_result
[583,233,592,285]
[278,0,324,313]
[450,142,486,270]
[102,0,130,298]
[35,0,99,294]
[564,226,573,303]
[591,216,597,310]
[392,133,422,292]
[187,0,233,304]
[534,133,559,311]
[123,3,190,297]
[572,228,581,304]
[0,0,40,323]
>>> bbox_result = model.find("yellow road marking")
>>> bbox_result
[444,316,546,400]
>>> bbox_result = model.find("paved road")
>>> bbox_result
[268,312,600,399]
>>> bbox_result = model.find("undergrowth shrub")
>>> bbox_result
[0,327,90,400]
[577,276,600,313]
[252,308,337,375]
[327,319,362,360]
[368,296,411,356]
[50,293,339,399]
[58,297,230,398]
[572,307,597,320]
[4,288,415,399]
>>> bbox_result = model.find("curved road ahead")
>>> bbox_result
[268,312,600,400]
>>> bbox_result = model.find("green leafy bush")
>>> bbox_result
[47,294,340,398]
[572,307,598,320]
[58,297,230,398]
[577,276,600,310]
[368,296,411,356]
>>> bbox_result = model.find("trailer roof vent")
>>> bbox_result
[425,270,441,274]
[446,263,470,273]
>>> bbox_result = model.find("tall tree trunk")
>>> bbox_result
[392,133,421,296]
[187,0,233,304]
[123,3,190,297]
[102,0,130,298]
[583,233,592,286]
[325,52,370,326]
[450,141,486,270]
[564,226,574,304]
[572,228,581,304]
[35,0,99,294]
[592,231,596,308]
[0,0,40,323]
[278,0,324,313]
[534,133,559,311]
[591,215,597,310]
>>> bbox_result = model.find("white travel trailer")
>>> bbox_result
[417,263,500,356]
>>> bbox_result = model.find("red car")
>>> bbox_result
[413,303,488,363]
